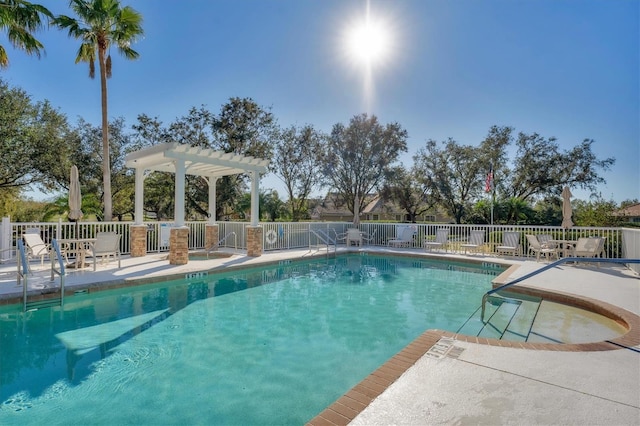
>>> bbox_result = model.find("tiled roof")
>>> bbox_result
[613,203,640,217]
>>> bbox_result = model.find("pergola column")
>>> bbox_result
[206,176,219,251]
[246,171,263,257]
[130,167,147,257]
[170,159,189,265]
[174,159,186,227]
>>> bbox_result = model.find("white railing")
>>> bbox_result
[621,228,640,274]
[1,217,634,262]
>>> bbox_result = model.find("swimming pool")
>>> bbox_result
[0,254,502,424]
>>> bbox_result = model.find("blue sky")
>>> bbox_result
[3,0,639,203]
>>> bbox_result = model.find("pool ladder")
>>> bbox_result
[18,238,66,312]
[309,229,337,257]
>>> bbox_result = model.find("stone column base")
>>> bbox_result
[246,226,263,257]
[169,226,190,265]
[130,225,147,257]
[205,224,219,251]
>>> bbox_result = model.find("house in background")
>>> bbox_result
[612,203,640,224]
[309,193,451,223]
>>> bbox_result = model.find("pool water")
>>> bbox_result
[0,255,501,425]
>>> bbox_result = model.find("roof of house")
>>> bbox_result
[613,203,640,217]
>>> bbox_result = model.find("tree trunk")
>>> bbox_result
[98,45,112,221]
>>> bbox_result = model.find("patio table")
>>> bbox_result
[57,238,95,269]
[550,239,577,258]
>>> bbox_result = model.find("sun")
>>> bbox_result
[343,3,393,68]
[346,18,391,66]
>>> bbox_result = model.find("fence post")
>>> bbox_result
[1,216,11,261]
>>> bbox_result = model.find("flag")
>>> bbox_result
[485,165,493,193]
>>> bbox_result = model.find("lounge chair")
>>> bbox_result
[572,237,605,266]
[423,228,449,252]
[525,234,558,262]
[388,227,415,247]
[460,230,485,255]
[496,231,521,256]
[87,232,122,271]
[23,231,51,268]
[346,228,362,246]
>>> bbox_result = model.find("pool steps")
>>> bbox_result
[458,293,543,341]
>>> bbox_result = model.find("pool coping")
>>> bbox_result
[306,262,640,426]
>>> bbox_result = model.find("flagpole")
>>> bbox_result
[490,190,494,225]
[486,164,494,225]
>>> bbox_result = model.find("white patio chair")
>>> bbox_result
[87,232,122,271]
[537,234,557,249]
[423,228,450,252]
[572,237,606,267]
[460,230,485,255]
[496,232,521,256]
[22,232,51,269]
[388,227,415,247]
[525,234,558,262]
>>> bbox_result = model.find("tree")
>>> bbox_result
[477,125,513,197]
[414,139,483,224]
[573,196,624,227]
[322,114,408,216]
[0,78,72,192]
[68,117,137,221]
[0,0,52,67]
[273,124,325,221]
[381,165,435,223]
[509,133,615,200]
[55,0,143,221]
[210,98,277,218]
[501,196,535,225]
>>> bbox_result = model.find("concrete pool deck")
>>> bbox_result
[1,247,639,425]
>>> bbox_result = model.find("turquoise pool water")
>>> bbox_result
[0,255,501,425]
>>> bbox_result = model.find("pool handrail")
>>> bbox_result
[17,239,29,310]
[481,257,640,322]
[207,232,237,257]
[310,229,336,255]
[50,239,66,307]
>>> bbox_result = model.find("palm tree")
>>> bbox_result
[0,0,52,67]
[54,0,143,221]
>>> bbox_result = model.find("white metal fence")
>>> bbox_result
[2,218,638,265]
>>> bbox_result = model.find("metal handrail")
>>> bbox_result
[207,232,237,258]
[310,229,336,255]
[50,239,66,307]
[17,239,29,310]
[481,257,640,322]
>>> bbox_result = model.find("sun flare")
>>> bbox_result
[346,18,391,66]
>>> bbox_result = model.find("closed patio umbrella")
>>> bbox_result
[561,186,573,229]
[353,194,360,227]
[69,165,83,221]
[68,165,83,234]
[67,165,84,267]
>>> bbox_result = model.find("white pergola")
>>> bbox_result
[125,142,270,226]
